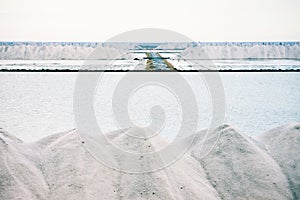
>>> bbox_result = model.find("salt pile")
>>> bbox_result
[190,125,293,199]
[0,123,299,199]
[0,44,130,60]
[180,44,300,59]
[1,42,300,60]
[255,123,300,199]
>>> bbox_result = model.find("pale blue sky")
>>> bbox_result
[0,0,299,42]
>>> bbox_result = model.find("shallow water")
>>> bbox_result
[0,71,299,142]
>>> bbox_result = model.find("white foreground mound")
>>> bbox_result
[255,123,300,199]
[190,124,293,200]
[0,127,219,200]
[0,129,49,199]
[0,124,299,200]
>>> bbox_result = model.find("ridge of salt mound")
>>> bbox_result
[190,124,293,200]
[0,129,49,200]
[108,126,169,153]
[35,127,220,200]
[255,122,300,199]
[0,128,22,144]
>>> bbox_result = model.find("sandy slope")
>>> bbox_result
[0,123,299,200]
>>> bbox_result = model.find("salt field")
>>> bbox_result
[1,42,300,200]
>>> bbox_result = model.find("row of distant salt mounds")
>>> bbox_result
[1,42,300,60]
[1,123,299,200]
[0,42,134,60]
[180,42,300,59]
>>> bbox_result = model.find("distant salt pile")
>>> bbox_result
[85,46,131,60]
[0,123,299,199]
[156,42,196,50]
[0,43,133,60]
[1,42,300,60]
[180,42,300,59]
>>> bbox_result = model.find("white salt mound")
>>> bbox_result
[255,123,300,199]
[0,129,49,199]
[190,124,293,200]
[0,123,299,200]
[180,44,300,59]
[0,128,219,200]
[0,45,130,60]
